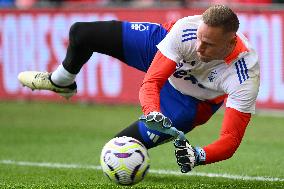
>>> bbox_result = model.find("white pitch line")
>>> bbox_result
[1,160,283,182]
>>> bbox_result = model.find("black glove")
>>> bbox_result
[174,139,197,173]
[174,139,206,173]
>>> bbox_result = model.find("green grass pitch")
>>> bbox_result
[0,101,283,189]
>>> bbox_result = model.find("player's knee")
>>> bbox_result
[68,22,89,47]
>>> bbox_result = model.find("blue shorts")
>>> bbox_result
[122,21,223,147]
[122,21,167,72]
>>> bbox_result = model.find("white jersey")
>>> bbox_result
[157,15,260,113]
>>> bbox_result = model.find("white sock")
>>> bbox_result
[51,65,76,87]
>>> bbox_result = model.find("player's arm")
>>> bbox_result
[175,72,259,171]
[174,106,251,172]
[139,50,176,115]
[139,51,183,139]
[139,18,187,115]
[200,56,259,164]
[203,107,251,164]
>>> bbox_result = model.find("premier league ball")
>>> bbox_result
[100,136,150,185]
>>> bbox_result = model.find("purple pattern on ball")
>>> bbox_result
[114,141,126,146]
[114,153,132,158]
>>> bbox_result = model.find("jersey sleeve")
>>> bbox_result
[139,51,177,115]
[222,56,260,113]
[156,17,197,63]
[203,107,251,164]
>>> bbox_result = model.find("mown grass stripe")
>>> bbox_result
[1,160,283,182]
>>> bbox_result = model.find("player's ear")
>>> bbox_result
[230,35,237,46]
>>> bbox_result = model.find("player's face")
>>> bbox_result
[196,22,236,63]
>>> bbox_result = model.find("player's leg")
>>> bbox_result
[61,20,125,75]
[18,21,167,98]
[115,81,223,149]
[114,120,168,149]
[18,21,125,98]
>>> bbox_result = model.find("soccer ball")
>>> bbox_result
[100,136,150,185]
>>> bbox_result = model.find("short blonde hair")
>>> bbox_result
[202,5,239,33]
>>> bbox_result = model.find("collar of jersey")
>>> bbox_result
[224,36,249,65]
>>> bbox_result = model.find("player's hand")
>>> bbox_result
[139,111,187,144]
[139,111,172,130]
[173,139,197,173]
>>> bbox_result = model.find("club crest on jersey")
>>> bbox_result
[130,23,149,31]
[208,70,217,82]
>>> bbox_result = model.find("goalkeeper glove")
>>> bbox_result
[139,111,172,131]
[139,111,186,140]
[174,139,206,173]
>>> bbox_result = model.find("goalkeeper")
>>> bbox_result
[18,5,260,173]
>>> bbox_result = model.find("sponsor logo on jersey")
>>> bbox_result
[173,70,205,89]
[176,62,183,69]
[181,59,196,66]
